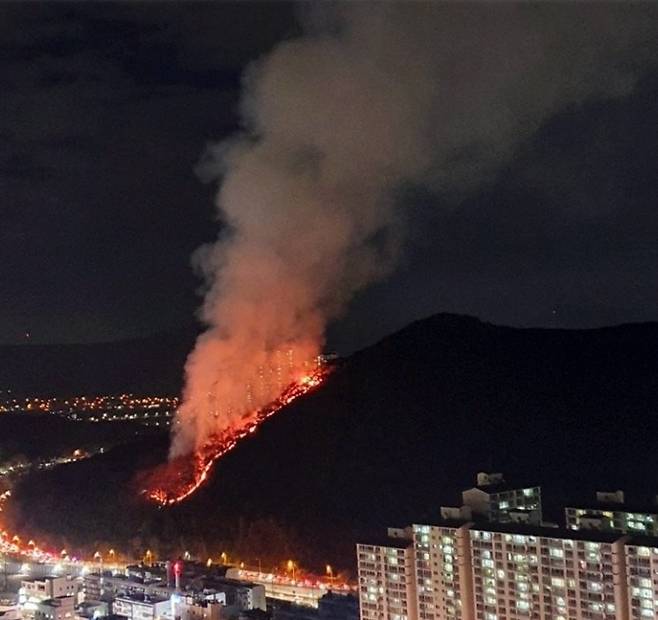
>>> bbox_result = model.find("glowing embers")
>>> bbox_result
[144,368,329,507]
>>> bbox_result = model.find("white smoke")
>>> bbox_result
[171,2,658,456]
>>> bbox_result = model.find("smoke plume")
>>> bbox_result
[171,3,657,456]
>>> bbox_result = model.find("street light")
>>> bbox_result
[145,549,153,566]
[220,552,227,565]
[326,564,334,586]
[287,560,296,582]
[94,551,104,593]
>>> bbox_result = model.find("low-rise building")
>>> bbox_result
[75,600,109,620]
[20,578,78,603]
[317,592,358,620]
[20,578,79,620]
[112,595,170,620]
[172,594,225,620]
[33,597,75,620]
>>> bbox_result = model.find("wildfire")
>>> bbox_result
[143,367,330,506]
[0,527,55,563]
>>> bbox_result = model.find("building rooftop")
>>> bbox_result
[115,594,168,604]
[357,537,413,550]
[413,519,471,530]
[470,482,538,494]
[624,536,658,548]
[34,597,73,607]
[470,521,626,544]
[566,502,658,515]
[77,601,106,610]
[203,576,259,589]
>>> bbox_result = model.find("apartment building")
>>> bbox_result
[356,537,416,620]
[411,523,472,620]
[356,472,658,620]
[469,525,627,620]
[624,539,658,620]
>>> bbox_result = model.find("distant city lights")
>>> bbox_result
[0,393,179,426]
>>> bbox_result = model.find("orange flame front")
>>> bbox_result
[143,367,330,506]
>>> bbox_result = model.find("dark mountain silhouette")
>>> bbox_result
[6,314,658,573]
[0,330,196,396]
[0,413,157,461]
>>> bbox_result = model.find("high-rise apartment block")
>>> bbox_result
[357,473,658,620]
[469,525,626,620]
[356,537,416,620]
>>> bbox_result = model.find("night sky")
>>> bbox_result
[2,2,657,352]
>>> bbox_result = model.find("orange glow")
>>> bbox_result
[143,367,330,506]
[0,526,55,562]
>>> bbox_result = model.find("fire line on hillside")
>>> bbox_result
[142,366,331,506]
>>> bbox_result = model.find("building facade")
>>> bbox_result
[411,523,472,620]
[356,473,658,620]
[112,596,170,620]
[356,538,416,620]
[624,540,658,620]
[469,525,627,620]
[19,578,78,620]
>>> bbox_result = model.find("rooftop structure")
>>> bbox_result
[461,473,542,525]
[566,491,658,536]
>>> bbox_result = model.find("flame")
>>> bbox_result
[143,367,330,506]
[0,527,55,563]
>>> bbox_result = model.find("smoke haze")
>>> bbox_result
[170,3,658,457]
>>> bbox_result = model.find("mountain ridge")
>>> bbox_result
[5,313,658,571]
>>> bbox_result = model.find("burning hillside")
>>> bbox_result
[142,367,330,506]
